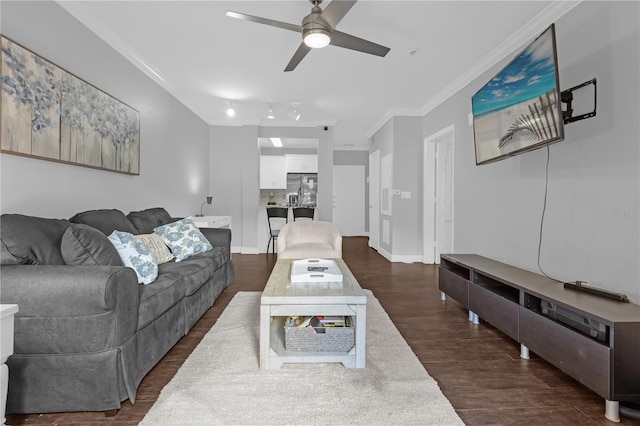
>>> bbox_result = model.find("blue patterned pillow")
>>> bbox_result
[153,217,212,262]
[108,230,158,284]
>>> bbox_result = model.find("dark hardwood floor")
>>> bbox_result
[6,237,640,425]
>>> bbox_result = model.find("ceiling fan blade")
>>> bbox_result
[330,30,390,57]
[226,10,301,33]
[285,43,312,72]
[320,0,357,29]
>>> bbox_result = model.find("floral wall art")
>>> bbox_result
[1,36,140,174]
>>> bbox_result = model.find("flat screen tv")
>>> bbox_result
[472,24,564,165]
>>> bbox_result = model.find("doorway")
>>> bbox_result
[423,126,455,264]
[333,165,365,236]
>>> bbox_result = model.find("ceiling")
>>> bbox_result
[57,1,570,150]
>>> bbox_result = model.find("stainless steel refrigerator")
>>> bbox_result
[286,173,317,207]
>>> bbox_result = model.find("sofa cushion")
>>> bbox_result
[108,231,158,285]
[137,272,185,330]
[0,214,71,265]
[189,247,229,271]
[70,209,139,236]
[61,224,123,266]
[153,217,212,262]
[127,208,174,234]
[158,256,213,297]
[134,233,174,264]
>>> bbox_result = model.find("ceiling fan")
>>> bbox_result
[226,0,390,72]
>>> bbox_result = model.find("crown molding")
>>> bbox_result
[365,106,422,139]
[209,119,338,127]
[366,0,582,139]
[56,1,211,124]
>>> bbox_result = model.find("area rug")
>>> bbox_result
[140,291,463,425]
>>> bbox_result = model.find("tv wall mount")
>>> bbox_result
[561,78,597,124]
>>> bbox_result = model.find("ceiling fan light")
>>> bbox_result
[304,30,330,48]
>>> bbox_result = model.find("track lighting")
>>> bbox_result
[225,102,235,117]
[289,105,300,121]
[267,105,275,119]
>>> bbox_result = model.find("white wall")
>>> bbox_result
[390,117,423,260]
[423,1,640,302]
[0,1,211,219]
[370,116,423,262]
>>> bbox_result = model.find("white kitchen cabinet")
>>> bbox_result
[260,156,286,189]
[286,154,318,173]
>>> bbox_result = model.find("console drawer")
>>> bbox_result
[519,307,610,398]
[469,285,519,340]
[439,267,469,308]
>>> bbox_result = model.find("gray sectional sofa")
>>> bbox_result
[0,207,234,414]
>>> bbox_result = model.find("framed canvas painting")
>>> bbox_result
[1,36,140,175]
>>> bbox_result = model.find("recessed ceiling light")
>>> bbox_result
[270,137,282,147]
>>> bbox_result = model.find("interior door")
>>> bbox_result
[332,166,365,236]
[368,150,380,250]
[423,126,454,264]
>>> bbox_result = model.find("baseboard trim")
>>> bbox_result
[237,247,259,255]
[392,255,423,264]
[375,248,422,264]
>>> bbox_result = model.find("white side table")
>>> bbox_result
[1,304,18,426]
[193,215,231,229]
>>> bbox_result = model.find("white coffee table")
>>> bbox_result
[260,258,367,369]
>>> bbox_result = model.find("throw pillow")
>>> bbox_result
[0,214,72,265]
[61,224,123,266]
[69,209,139,235]
[127,208,174,234]
[153,217,212,262]
[134,233,174,264]
[108,230,158,285]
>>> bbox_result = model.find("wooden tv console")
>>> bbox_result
[439,254,640,422]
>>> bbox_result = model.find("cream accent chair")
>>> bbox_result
[277,220,342,259]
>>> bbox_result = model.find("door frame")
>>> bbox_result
[368,150,381,251]
[423,125,455,264]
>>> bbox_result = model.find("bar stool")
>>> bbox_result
[292,207,314,221]
[266,207,288,254]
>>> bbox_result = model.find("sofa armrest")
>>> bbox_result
[199,227,232,251]
[0,265,140,353]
